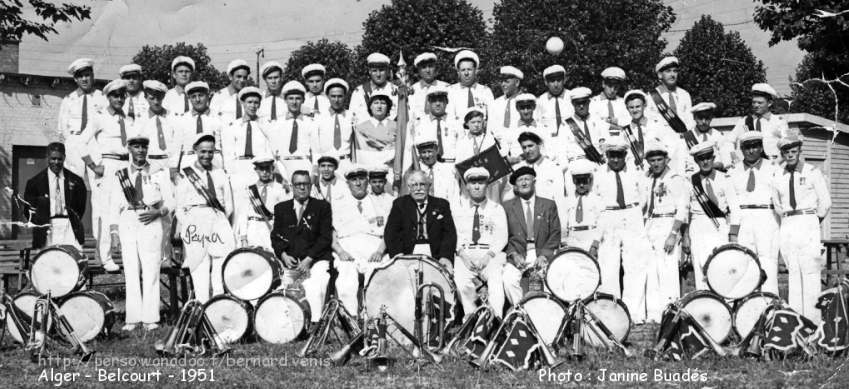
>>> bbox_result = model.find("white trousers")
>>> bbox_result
[47,218,80,249]
[645,217,680,323]
[119,210,162,324]
[779,214,823,324]
[454,249,506,319]
[597,207,650,322]
[93,158,124,263]
[181,207,236,303]
[242,219,273,251]
[281,261,330,323]
[227,160,260,191]
[334,234,386,315]
[738,209,780,294]
[688,215,729,291]
[564,228,600,252]
[503,244,539,305]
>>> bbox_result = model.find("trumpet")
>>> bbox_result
[569,302,585,360]
[155,299,230,356]
[300,297,361,358]
[200,310,231,357]
[580,302,635,357]
[1,291,32,344]
[26,293,50,362]
[415,282,446,352]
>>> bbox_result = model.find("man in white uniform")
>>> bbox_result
[446,50,494,122]
[350,53,398,121]
[589,67,629,127]
[302,63,330,117]
[233,155,290,249]
[728,83,789,161]
[410,52,449,120]
[57,58,107,182]
[162,56,194,116]
[210,59,251,125]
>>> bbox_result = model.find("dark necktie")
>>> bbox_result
[260,184,268,204]
[746,167,756,192]
[235,98,242,119]
[647,177,657,216]
[289,118,299,153]
[554,97,562,132]
[435,117,444,158]
[636,123,645,156]
[333,113,342,149]
[756,116,762,132]
[467,88,474,108]
[427,169,434,196]
[702,131,708,142]
[473,135,481,155]
[196,114,203,134]
[54,174,64,215]
[118,114,127,146]
[134,170,144,203]
[128,97,135,119]
[206,170,217,200]
[417,204,427,240]
[668,91,677,114]
[525,201,534,238]
[80,94,88,133]
[576,195,584,223]
[704,177,718,206]
[156,116,167,150]
[313,96,320,114]
[615,171,625,208]
[503,98,511,128]
[183,93,189,113]
[472,204,481,244]
[583,120,592,144]
[607,99,615,122]
[789,170,797,209]
[357,200,363,214]
[270,95,277,120]
[244,121,253,157]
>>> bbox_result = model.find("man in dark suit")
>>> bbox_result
[23,142,88,251]
[271,170,332,327]
[384,170,457,269]
[502,166,561,304]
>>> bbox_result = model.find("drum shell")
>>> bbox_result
[704,243,765,300]
[545,248,601,303]
[580,292,631,347]
[679,290,733,344]
[252,291,310,344]
[732,292,780,340]
[222,247,283,301]
[203,294,255,343]
[518,292,568,347]
[59,290,116,342]
[5,290,44,344]
[29,245,87,297]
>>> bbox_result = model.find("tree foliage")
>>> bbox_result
[487,0,675,96]
[674,15,767,117]
[131,42,230,90]
[0,0,90,43]
[354,0,488,86]
[282,39,356,83]
[791,51,849,124]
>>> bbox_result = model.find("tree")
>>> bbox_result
[353,0,488,86]
[131,42,230,90]
[754,0,849,123]
[487,0,675,97]
[673,15,767,117]
[1,0,90,43]
[282,39,356,83]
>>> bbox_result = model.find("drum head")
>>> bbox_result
[7,292,41,344]
[581,294,630,347]
[364,256,457,345]
[60,291,112,342]
[705,245,763,300]
[223,248,280,301]
[204,295,253,343]
[520,294,567,346]
[253,293,306,344]
[31,247,83,297]
[733,292,780,340]
[545,249,600,302]
[681,291,733,344]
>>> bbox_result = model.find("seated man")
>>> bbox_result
[453,168,508,319]
[502,167,561,304]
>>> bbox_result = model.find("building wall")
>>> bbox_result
[828,132,849,240]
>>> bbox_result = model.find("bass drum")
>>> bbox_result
[30,245,87,297]
[732,292,781,340]
[705,243,766,300]
[680,290,733,344]
[363,255,458,346]
[59,290,116,342]
[580,293,631,348]
[545,248,601,303]
[5,290,43,344]
[519,293,568,347]
[203,294,254,344]
[253,291,310,344]
[222,247,283,301]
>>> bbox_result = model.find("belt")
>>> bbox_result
[568,226,595,231]
[338,155,349,160]
[101,153,129,161]
[649,212,676,219]
[740,204,774,209]
[148,155,168,160]
[248,216,269,222]
[50,215,69,219]
[461,243,490,249]
[526,239,535,244]
[185,150,221,155]
[783,209,816,217]
[279,155,307,161]
[441,158,456,163]
[237,156,254,160]
[605,202,639,211]
[127,205,150,211]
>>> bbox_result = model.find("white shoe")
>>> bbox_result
[144,323,159,331]
[102,260,120,272]
[121,323,137,332]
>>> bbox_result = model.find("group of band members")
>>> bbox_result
[35,50,832,333]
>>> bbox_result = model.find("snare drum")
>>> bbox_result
[704,244,766,300]
[363,255,458,346]
[5,290,43,344]
[30,245,87,297]
[223,247,283,301]
[545,248,601,302]
[580,293,631,347]
[519,293,568,347]
[204,294,254,343]
[732,292,781,340]
[253,291,310,344]
[59,290,116,342]
[679,290,733,344]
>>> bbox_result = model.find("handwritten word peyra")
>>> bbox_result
[182,224,223,246]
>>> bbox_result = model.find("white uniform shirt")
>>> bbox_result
[221,118,273,166]
[313,110,354,158]
[770,163,831,218]
[455,131,499,163]
[505,157,564,202]
[728,113,789,160]
[535,90,574,133]
[688,170,741,225]
[410,79,449,120]
[268,112,316,160]
[303,92,331,117]
[411,114,462,161]
[210,86,242,126]
[132,110,175,158]
[489,94,521,138]
[594,165,644,209]
[311,177,349,206]
[107,164,175,224]
[645,85,695,130]
[728,159,779,207]
[258,91,285,121]
[685,127,734,173]
[370,192,395,217]
[564,114,609,149]
[47,169,67,217]
[446,82,495,122]
[560,191,604,231]
[454,198,508,251]
[163,87,191,117]
[170,111,225,169]
[589,94,629,127]
[420,162,460,204]
[57,88,107,140]
[175,164,233,216]
[123,92,149,122]
[333,194,389,239]
[349,81,398,122]
[234,180,290,237]
[643,168,689,222]
[79,108,130,159]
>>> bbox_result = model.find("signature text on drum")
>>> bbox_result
[182,224,223,246]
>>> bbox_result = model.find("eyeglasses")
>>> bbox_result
[408,183,429,189]
[292,182,311,188]
[694,154,715,162]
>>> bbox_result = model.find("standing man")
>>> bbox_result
[108,133,173,331]
[510,93,554,160]
[536,65,573,136]
[170,81,225,176]
[350,53,398,121]
[120,64,147,121]
[729,83,789,161]
[57,58,107,180]
[686,141,741,291]
[410,52,448,120]
[24,143,87,250]
[729,132,781,294]
[271,170,333,328]
[594,136,651,323]
[162,56,195,117]
[447,50,494,122]
[368,166,395,212]
[211,59,251,125]
[564,87,607,162]
[175,133,236,303]
[222,86,272,189]
[269,81,314,177]
[590,67,629,128]
[456,107,505,203]
[134,80,173,173]
[453,168,508,319]
[642,141,688,323]
[258,61,285,121]
[384,170,457,269]
[503,167,561,303]
[686,102,733,172]
[504,132,564,203]
[489,66,524,138]
[410,87,459,162]
[559,158,602,255]
[646,56,695,132]
[234,155,289,250]
[312,155,348,206]
[302,63,329,117]
[313,78,354,167]
[622,90,686,173]
[772,135,830,323]
[415,135,460,205]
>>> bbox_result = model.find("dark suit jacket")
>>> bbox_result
[504,196,561,260]
[271,197,333,264]
[23,168,87,249]
[384,195,457,262]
